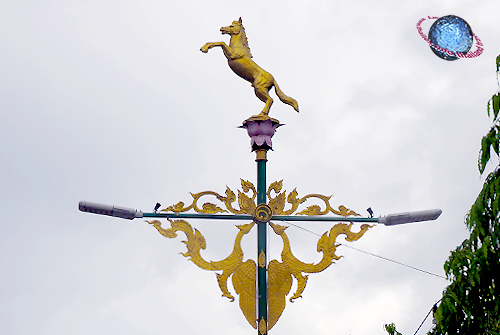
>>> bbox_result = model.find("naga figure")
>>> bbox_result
[201,18,299,116]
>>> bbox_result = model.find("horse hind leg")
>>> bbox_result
[254,85,273,115]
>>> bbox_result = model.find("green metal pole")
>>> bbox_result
[256,149,268,335]
[141,212,379,223]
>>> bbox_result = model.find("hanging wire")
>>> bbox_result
[280,220,447,334]
[281,220,447,280]
[414,300,441,335]
[283,220,324,237]
[340,244,447,279]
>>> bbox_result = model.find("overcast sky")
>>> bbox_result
[1,1,499,335]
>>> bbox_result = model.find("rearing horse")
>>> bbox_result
[201,18,299,116]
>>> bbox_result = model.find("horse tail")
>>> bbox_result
[273,80,299,112]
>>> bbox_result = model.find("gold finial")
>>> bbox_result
[255,149,267,161]
[201,18,299,116]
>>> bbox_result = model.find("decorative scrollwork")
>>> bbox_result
[254,204,273,222]
[267,180,360,218]
[258,317,267,335]
[258,250,266,268]
[162,179,257,215]
[148,219,258,329]
[162,179,360,219]
[266,222,372,328]
[149,218,372,331]
[155,179,367,331]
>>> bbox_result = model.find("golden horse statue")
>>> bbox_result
[201,18,299,116]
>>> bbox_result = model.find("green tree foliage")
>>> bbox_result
[428,55,500,335]
[384,55,500,335]
[384,323,403,335]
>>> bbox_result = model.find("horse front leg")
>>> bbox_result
[200,42,228,53]
[200,42,238,60]
[201,42,222,53]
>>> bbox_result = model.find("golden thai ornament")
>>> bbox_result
[149,179,371,330]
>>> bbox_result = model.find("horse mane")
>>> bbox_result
[238,23,253,58]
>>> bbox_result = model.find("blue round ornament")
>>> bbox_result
[428,15,473,61]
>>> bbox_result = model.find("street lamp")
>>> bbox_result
[80,18,443,335]
[79,201,442,226]
[379,209,442,226]
[79,201,141,220]
[79,179,441,335]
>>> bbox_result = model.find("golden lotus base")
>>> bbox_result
[243,114,280,125]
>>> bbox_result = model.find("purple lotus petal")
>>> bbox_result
[252,135,272,146]
[246,121,260,137]
[241,118,282,150]
[259,120,275,136]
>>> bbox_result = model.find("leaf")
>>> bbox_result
[478,128,494,174]
[171,201,186,212]
[287,188,299,203]
[200,202,227,214]
[383,323,402,335]
[232,260,257,329]
[267,180,283,195]
[225,187,236,202]
[238,190,256,214]
[268,260,293,330]
[493,93,500,120]
[269,191,286,214]
[493,125,500,156]
[240,179,255,194]
[297,205,321,215]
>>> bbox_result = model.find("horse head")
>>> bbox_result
[220,17,243,36]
